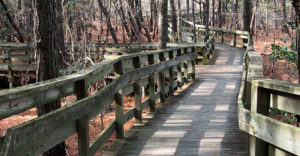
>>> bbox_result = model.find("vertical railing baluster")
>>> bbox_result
[133,56,143,124]
[183,48,188,84]
[249,84,270,155]
[233,33,237,47]
[76,79,89,156]
[159,52,166,103]
[177,49,183,89]
[191,47,196,80]
[114,60,125,138]
[168,50,175,96]
[148,54,156,112]
[115,90,124,138]
[221,31,224,44]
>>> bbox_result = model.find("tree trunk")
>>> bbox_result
[229,0,238,29]
[98,0,118,43]
[186,0,190,20]
[212,0,215,27]
[217,0,221,27]
[150,0,155,32]
[281,0,292,39]
[170,0,177,34]
[192,0,196,42]
[56,0,65,69]
[36,0,66,155]
[0,0,25,43]
[250,0,258,36]
[177,0,182,42]
[204,0,210,41]
[117,0,135,41]
[243,0,252,45]
[158,0,168,49]
[292,0,300,127]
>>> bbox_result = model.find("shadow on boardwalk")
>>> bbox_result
[104,44,247,156]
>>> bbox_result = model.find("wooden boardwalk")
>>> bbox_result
[104,44,246,156]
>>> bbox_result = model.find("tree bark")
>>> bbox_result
[229,0,238,29]
[217,0,222,27]
[0,0,25,43]
[98,0,118,43]
[186,0,190,20]
[280,0,292,39]
[292,0,300,127]
[56,0,66,69]
[36,0,66,155]
[204,0,210,41]
[117,0,135,41]
[192,0,196,42]
[170,0,177,34]
[177,0,182,43]
[212,0,215,27]
[243,0,252,45]
[158,0,168,49]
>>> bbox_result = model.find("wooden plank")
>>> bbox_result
[122,83,134,96]
[123,108,135,124]
[268,145,295,156]
[76,79,89,156]
[238,107,300,156]
[270,93,300,115]
[134,79,142,124]
[89,121,116,155]
[141,76,149,87]
[159,53,166,103]
[252,79,300,96]
[148,54,156,112]
[115,91,124,139]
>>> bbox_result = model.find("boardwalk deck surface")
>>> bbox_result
[104,44,246,156]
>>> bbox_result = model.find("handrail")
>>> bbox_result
[0,31,216,155]
[236,26,300,155]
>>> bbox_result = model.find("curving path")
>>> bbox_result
[104,44,246,156]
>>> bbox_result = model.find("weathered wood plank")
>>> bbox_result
[89,121,116,155]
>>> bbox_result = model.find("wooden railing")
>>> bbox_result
[239,46,300,156]
[181,18,249,48]
[238,38,300,155]
[181,18,300,155]
[0,33,215,155]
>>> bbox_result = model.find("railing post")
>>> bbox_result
[168,50,175,96]
[114,60,125,138]
[177,49,183,90]
[75,79,89,156]
[191,47,196,80]
[221,31,224,44]
[148,54,156,112]
[8,50,13,89]
[115,90,124,138]
[133,56,143,124]
[159,52,166,103]
[183,48,188,84]
[249,84,270,156]
[233,33,237,47]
